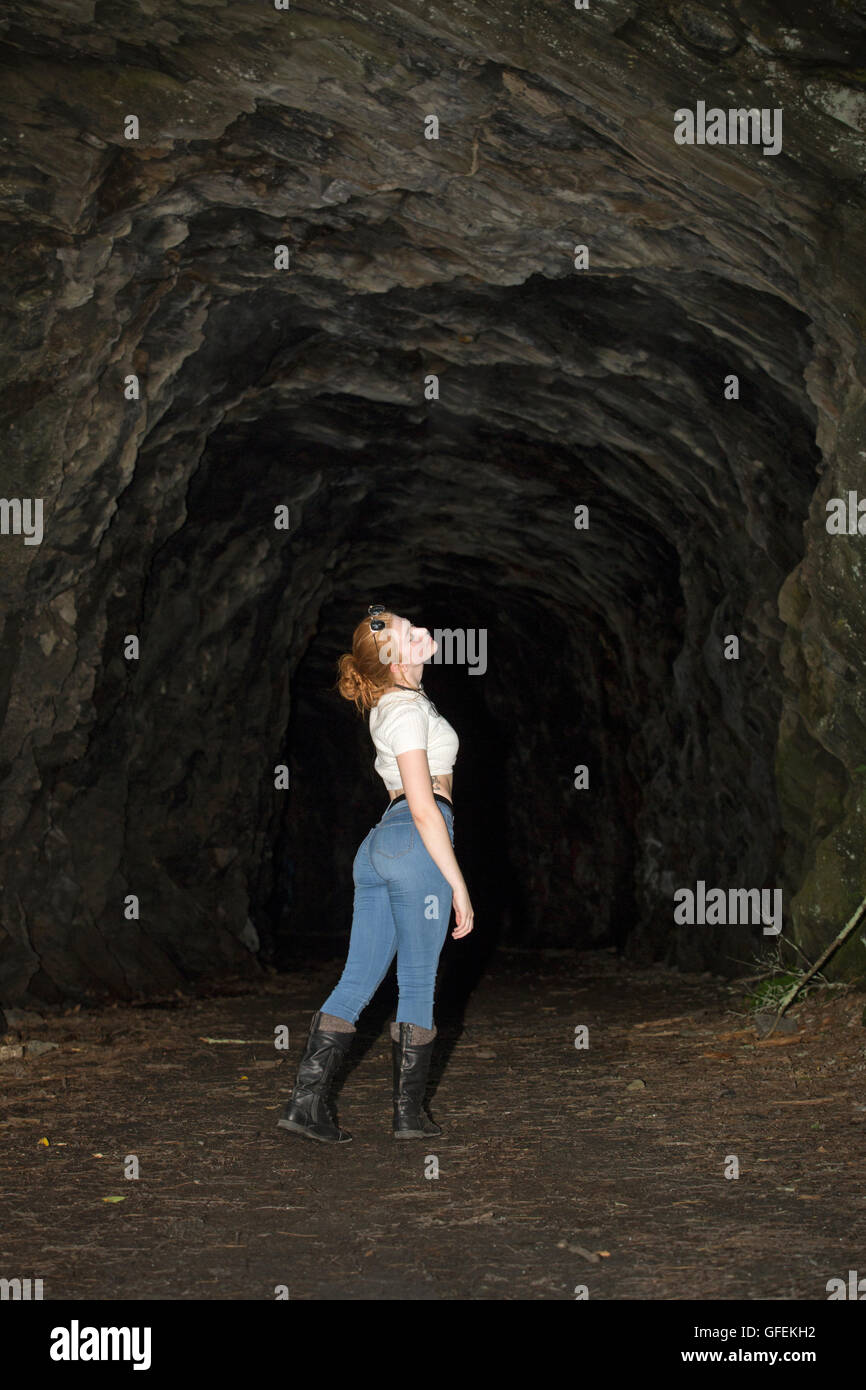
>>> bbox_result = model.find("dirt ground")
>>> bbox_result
[2,948,864,1300]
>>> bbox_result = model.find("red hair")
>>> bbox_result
[335,610,405,714]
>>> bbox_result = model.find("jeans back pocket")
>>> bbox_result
[372,819,416,858]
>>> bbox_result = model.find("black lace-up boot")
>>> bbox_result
[278,1011,354,1144]
[390,1020,441,1139]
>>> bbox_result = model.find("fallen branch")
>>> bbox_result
[198,1036,273,1044]
[764,890,866,1037]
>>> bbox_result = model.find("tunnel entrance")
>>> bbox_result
[2,0,863,1013]
[7,0,866,1328]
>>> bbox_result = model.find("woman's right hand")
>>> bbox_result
[452,883,474,938]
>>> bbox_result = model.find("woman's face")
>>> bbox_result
[399,615,437,666]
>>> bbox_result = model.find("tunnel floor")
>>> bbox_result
[2,951,864,1301]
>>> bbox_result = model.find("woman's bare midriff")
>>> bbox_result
[388,773,453,805]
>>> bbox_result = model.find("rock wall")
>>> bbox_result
[2,0,866,1004]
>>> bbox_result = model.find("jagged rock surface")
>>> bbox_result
[2,0,866,1004]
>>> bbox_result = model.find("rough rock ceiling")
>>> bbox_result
[1,0,866,1005]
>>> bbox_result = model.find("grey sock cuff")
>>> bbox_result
[390,1020,437,1045]
[318,1011,356,1033]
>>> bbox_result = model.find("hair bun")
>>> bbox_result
[335,612,397,713]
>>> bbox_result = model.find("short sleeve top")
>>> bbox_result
[367,689,459,790]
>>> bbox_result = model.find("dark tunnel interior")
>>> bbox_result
[7,0,866,1314]
[3,0,866,1016]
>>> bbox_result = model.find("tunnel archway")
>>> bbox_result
[2,0,866,1010]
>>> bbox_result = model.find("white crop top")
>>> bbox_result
[368,688,459,791]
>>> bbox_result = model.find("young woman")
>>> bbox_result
[278,605,475,1145]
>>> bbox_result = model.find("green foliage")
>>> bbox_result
[743,972,802,1012]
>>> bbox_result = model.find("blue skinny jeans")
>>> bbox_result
[320,797,455,1031]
